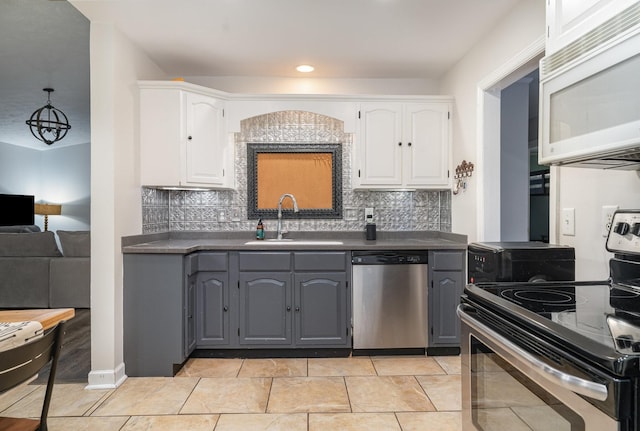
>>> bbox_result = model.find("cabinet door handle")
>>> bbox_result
[398,142,402,146]
[408,142,412,147]
[187,136,192,141]
[295,306,300,312]
[286,306,291,311]
[223,306,228,312]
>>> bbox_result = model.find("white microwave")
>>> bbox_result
[539,6,640,169]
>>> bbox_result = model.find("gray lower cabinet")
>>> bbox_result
[195,252,231,347]
[294,272,348,346]
[123,253,196,377]
[428,250,465,350]
[236,251,350,348]
[239,272,292,345]
[197,271,231,346]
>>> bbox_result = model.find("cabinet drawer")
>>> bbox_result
[239,252,291,271]
[431,251,463,271]
[294,252,346,271]
[197,252,228,271]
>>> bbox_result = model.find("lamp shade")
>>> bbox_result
[34,203,62,216]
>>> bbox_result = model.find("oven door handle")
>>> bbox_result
[457,305,609,402]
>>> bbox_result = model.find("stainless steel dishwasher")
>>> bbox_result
[351,251,428,350]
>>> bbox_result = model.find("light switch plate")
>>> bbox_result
[561,208,575,236]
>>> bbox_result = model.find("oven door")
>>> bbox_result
[458,305,619,431]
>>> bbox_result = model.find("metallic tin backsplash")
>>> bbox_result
[142,110,451,234]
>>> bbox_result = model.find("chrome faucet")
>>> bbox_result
[276,193,299,240]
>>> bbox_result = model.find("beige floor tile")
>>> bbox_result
[2,383,112,418]
[268,377,350,413]
[416,374,462,411]
[346,376,436,413]
[309,412,401,431]
[176,358,243,377]
[308,357,376,376]
[396,411,462,431]
[121,414,219,430]
[372,356,446,376]
[238,358,307,377]
[180,377,271,414]
[91,377,199,416]
[0,383,39,412]
[215,413,307,431]
[47,416,130,431]
[433,355,462,375]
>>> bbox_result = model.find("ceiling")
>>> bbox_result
[1,0,522,150]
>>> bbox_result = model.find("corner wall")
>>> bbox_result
[87,21,166,389]
[440,0,545,243]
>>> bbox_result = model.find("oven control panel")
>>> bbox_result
[606,210,640,254]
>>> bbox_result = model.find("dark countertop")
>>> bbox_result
[122,231,468,254]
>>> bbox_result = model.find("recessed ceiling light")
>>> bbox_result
[296,65,314,73]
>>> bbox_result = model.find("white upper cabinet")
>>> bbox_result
[354,101,451,189]
[139,81,234,189]
[546,0,638,55]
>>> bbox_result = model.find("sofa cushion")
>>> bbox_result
[0,225,41,233]
[0,231,62,257]
[57,230,90,257]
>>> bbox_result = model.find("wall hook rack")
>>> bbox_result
[454,160,474,179]
[453,160,474,195]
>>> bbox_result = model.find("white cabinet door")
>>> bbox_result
[355,101,451,189]
[185,93,227,186]
[356,103,403,186]
[403,103,450,187]
[546,0,637,55]
[139,82,233,189]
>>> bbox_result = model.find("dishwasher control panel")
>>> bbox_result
[351,251,428,265]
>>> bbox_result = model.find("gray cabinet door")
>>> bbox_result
[430,270,463,346]
[196,271,230,346]
[185,273,197,355]
[239,272,292,345]
[294,273,348,346]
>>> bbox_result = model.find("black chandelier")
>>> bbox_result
[25,88,71,145]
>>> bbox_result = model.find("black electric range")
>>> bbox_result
[460,210,640,431]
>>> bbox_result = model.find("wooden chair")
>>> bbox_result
[0,321,66,431]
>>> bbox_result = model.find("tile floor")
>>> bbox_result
[0,355,462,431]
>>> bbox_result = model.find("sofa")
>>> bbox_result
[0,227,90,308]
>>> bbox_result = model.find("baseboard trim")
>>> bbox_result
[85,362,127,389]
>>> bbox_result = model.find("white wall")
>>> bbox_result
[554,168,640,280]
[0,143,42,196]
[87,21,166,389]
[185,76,441,96]
[0,142,90,232]
[440,0,545,242]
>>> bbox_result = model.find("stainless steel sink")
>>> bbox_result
[244,239,343,246]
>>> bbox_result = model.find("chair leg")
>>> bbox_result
[39,321,66,431]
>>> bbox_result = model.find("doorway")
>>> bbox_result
[500,70,549,242]
[477,38,545,242]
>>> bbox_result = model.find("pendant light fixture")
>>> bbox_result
[26,88,71,145]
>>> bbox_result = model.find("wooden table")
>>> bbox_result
[0,308,75,330]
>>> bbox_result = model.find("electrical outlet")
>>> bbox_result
[561,208,575,236]
[231,207,241,222]
[218,210,226,222]
[602,205,618,237]
[365,207,374,224]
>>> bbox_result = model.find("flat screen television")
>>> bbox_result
[0,194,35,226]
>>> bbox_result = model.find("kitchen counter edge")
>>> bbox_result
[122,231,468,254]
